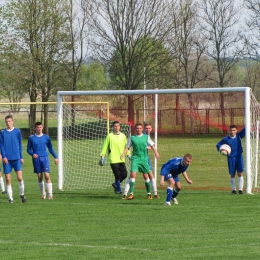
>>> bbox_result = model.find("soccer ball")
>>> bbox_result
[219,144,231,156]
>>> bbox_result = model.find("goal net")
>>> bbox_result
[58,101,131,190]
[57,87,260,194]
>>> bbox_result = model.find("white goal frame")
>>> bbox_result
[57,87,253,193]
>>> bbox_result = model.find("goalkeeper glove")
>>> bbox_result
[99,157,106,166]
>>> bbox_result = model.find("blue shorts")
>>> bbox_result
[227,155,244,175]
[147,157,153,171]
[33,156,50,174]
[163,173,180,182]
[3,160,22,174]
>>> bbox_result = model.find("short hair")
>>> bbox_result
[144,122,152,127]
[230,125,237,129]
[135,123,143,128]
[184,154,192,160]
[5,115,13,120]
[113,121,120,126]
[34,122,42,127]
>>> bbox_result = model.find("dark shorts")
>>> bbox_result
[3,159,22,174]
[228,155,244,175]
[33,156,50,174]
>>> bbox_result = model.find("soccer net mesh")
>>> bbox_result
[57,88,260,194]
[60,102,131,190]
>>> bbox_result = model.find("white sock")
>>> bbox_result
[7,185,13,200]
[238,176,244,191]
[124,178,130,196]
[0,176,5,192]
[46,183,53,196]
[38,181,46,195]
[150,178,157,195]
[19,180,25,196]
[230,178,236,191]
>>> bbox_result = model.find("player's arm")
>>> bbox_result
[216,139,225,151]
[182,171,192,184]
[160,175,165,186]
[238,127,245,138]
[147,137,159,159]
[18,130,24,163]
[100,135,110,157]
[26,137,34,156]
[120,137,131,159]
[46,137,58,163]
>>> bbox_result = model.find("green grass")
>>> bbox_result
[1,137,259,260]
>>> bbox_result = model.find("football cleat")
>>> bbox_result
[2,191,7,194]
[154,194,160,199]
[127,194,134,200]
[172,198,178,204]
[20,195,27,203]
[122,195,127,199]
[231,190,237,195]
[49,196,53,200]
[8,199,13,204]
[41,194,46,199]
[147,194,152,200]
[165,202,171,206]
[238,190,243,195]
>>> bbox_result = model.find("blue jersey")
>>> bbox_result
[160,157,188,177]
[27,134,58,158]
[0,128,23,160]
[216,128,245,157]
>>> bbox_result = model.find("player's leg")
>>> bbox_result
[237,155,244,194]
[142,173,152,199]
[0,170,6,194]
[44,172,53,199]
[33,157,46,198]
[128,171,136,200]
[172,178,181,205]
[4,171,13,203]
[13,160,26,203]
[148,171,159,198]
[110,163,123,194]
[41,156,53,199]
[122,178,130,199]
[228,157,237,194]
[165,174,175,206]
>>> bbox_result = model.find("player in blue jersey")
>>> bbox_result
[216,125,245,195]
[27,122,58,200]
[0,115,26,203]
[160,154,193,206]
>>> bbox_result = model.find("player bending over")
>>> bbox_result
[160,154,193,206]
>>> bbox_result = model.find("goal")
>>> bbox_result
[57,87,260,194]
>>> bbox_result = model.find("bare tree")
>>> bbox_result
[88,0,172,123]
[166,0,213,134]
[198,0,242,133]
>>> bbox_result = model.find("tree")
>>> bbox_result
[88,0,172,124]
[198,0,242,133]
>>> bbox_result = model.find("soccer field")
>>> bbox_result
[1,137,260,259]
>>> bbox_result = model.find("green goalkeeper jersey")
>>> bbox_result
[100,132,127,163]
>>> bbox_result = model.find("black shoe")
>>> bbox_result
[20,195,27,203]
[231,190,237,195]
[115,191,122,194]
[238,190,243,195]
[8,199,13,204]
[112,183,117,193]
[2,191,7,194]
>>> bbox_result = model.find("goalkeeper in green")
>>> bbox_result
[100,121,129,194]
[121,123,160,200]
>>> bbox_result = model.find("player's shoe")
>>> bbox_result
[2,190,7,194]
[172,198,178,204]
[153,194,160,198]
[20,195,27,203]
[49,196,53,200]
[127,194,134,200]
[147,194,152,200]
[164,202,171,206]
[41,194,46,199]
[8,199,13,204]
[122,195,127,199]
[238,190,243,195]
[231,190,237,195]
[115,191,122,194]
[112,183,117,194]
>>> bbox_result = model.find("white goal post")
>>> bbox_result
[57,87,259,194]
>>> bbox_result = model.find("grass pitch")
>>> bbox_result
[0,137,260,260]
